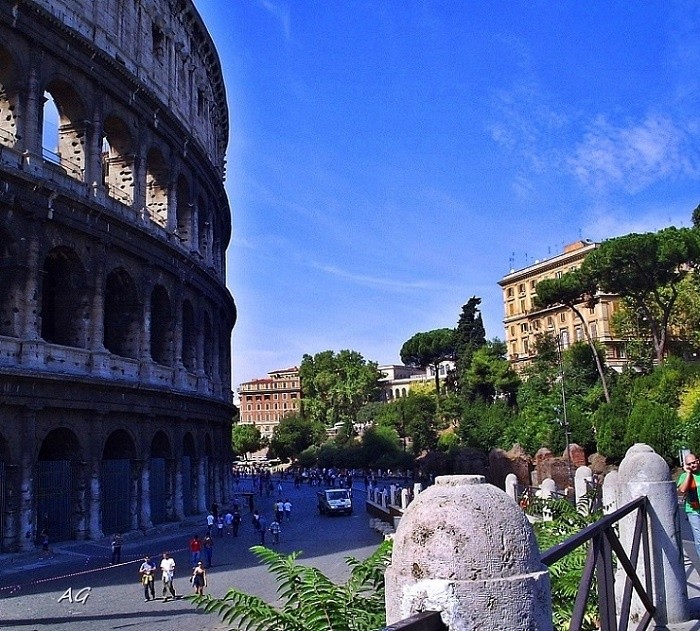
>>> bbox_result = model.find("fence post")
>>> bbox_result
[385,475,553,630]
[574,466,593,515]
[616,443,689,626]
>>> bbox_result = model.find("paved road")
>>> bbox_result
[0,481,383,631]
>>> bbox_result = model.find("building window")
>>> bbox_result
[507,287,514,298]
[530,280,536,290]
[520,323,528,333]
[590,323,598,339]
[523,339,529,354]
[547,316,554,328]
[560,329,570,349]
[559,312,566,323]
[520,299,526,313]
[575,327,584,342]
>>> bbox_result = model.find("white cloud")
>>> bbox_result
[313,263,451,293]
[256,0,291,41]
[569,114,699,193]
[582,201,693,241]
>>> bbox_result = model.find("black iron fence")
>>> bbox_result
[380,495,653,631]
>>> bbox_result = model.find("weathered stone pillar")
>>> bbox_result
[574,466,593,515]
[616,443,689,626]
[385,475,553,630]
[174,458,184,520]
[19,408,37,552]
[538,478,556,521]
[88,460,103,540]
[602,470,619,514]
[140,459,153,530]
[197,458,207,513]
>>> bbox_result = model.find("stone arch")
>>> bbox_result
[176,175,192,247]
[182,299,196,372]
[103,267,140,359]
[150,284,173,366]
[145,147,169,228]
[42,78,87,180]
[37,427,83,542]
[40,247,89,348]
[0,225,21,337]
[0,45,21,148]
[150,430,172,525]
[102,115,134,205]
[101,428,136,535]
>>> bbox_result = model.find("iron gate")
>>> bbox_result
[37,460,72,542]
[101,459,131,535]
[182,456,193,516]
[150,458,167,524]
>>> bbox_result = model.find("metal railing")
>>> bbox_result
[380,495,654,631]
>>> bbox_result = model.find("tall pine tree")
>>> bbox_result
[454,296,486,395]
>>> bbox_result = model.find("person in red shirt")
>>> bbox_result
[189,534,201,567]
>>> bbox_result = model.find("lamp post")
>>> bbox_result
[555,336,574,490]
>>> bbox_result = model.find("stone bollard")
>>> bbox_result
[385,475,553,630]
[400,488,410,510]
[539,478,556,522]
[504,473,518,503]
[413,482,423,497]
[574,466,593,515]
[616,443,688,626]
[602,470,619,514]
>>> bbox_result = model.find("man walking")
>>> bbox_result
[189,534,201,567]
[678,453,700,561]
[160,552,176,601]
[139,556,156,602]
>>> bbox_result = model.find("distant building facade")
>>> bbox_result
[378,362,455,401]
[498,240,626,373]
[238,368,301,439]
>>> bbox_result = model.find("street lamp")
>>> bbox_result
[555,336,575,490]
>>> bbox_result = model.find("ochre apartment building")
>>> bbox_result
[238,368,301,439]
[498,240,627,373]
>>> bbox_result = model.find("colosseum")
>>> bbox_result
[0,0,237,551]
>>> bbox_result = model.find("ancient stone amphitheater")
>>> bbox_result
[0,0,236,550]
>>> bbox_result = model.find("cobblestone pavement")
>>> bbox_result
[0,481,382,631]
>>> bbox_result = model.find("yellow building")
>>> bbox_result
[498,240,627,373]
[237,367,301,439]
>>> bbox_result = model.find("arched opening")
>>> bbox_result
[145,148,168,228]
[150,285,173,366]
[102,116,134,206]
[103,268,140,359]
[181,299,196,372]
[182,432,196,516]
[175,176,192,247]
[40,247,88,348]
[0,226,21,337]
[37,428,83,543]
[150,431,172,525]
[101,429,136,536]
[0,46,21,148]
[42,80,86,180]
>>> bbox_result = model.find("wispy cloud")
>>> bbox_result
[256,0,291,41]
[583,200,693,241]
[313,263,450,294]
[569,114,699,194]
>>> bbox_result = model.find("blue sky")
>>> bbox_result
[195,1,700,388]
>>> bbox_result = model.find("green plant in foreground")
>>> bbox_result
[188,541,392,631]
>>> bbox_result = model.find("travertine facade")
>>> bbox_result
[0,0,236,550]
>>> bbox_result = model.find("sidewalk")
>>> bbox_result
[0,513,206,585]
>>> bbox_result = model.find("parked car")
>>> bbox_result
[317,489,353,515]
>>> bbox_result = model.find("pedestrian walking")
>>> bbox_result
[191,561,207,595]
[39,529,50,557]
[206,511,215,536]
[139,556,156,601]
[274,500,284,522]
[216,514,224,537]
[269,518,281,545]
[283,499,292,521]
[203,533,213,567]
[224,510,234,535]
[277,482,283,497]
[258,515,267,545]
[160,552,176,601]
[232,508,241,537]
[110,533,123,564]
[189,534,201,566]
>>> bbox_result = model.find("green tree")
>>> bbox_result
[400,328,456,395]
[453,297,487,393]
[232,423,263,459]
[268,414,325,462]
[397,393,438,455]
[581,227,700,364]
[462,340,519,404]
[190,543,391,631]
[300,350,382,429]
[535,269,611,403]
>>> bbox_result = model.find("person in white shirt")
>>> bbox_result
[206,512,215,535]
[283,499,292,521]
[160,552,176,601]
